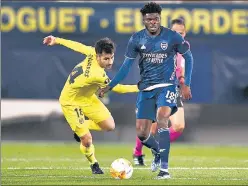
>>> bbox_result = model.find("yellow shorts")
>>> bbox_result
[61,95,111,137]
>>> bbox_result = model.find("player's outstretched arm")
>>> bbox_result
[98,34,138,97]
[43,35,94,55]
[109,57,135,88]
[98,57,135,98]
[112,84,139,94]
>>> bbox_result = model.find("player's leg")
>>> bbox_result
[133,136,146,166]
[168,88,185,142]
[155,85,178,179]
[150,122,158,136]
[133,106,145,166]
[149,109,184,142]
[78,131,103,174]
[132,120,157,166]
[169,106,185,142]
[136,91,160,171]
[60,105,103,174]
[84,95,115,132]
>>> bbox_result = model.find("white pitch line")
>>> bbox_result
[2,174,110,179]
[2,174,248,181]
[2,158,248,163]
[4,167,248,170]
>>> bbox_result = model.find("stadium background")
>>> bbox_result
[1,1,248,145]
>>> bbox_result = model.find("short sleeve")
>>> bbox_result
[90,72,110,88]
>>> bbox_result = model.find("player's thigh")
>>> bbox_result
[61,105,89,137]
[83,96,113,127]
[136,91,156,122]
[156,86,178,118]
[98,116,115,131]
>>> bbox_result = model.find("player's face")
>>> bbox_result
[143,13,161,35]
[171,24,186,38]
[97,52,114,70]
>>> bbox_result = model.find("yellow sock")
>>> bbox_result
[80,143,97,164]
[85,120,102,131]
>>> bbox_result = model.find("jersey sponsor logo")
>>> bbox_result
[161,42,168,50]
[84,54,93,77]
[142,53,167,64]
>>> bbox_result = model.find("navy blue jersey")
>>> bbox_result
[125,26,189,90]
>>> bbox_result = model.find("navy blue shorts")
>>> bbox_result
[136,85,178,122]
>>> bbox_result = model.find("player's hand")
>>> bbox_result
[98,86,111,98]
[181,84,192,100]
[43,35,57,46]
[178,76,185,85]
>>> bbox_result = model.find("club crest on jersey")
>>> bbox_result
[160,42,168,50]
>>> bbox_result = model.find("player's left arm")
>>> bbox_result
[174,34,193,87]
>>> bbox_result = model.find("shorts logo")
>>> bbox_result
[79,118,84,124]
[135,108,138,114]
[161,42,168,50]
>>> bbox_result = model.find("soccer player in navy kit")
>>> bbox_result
[99,2,193,179]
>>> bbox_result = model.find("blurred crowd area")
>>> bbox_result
[1,1,248,144]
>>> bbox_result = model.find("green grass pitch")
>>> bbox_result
[2,142,248,185]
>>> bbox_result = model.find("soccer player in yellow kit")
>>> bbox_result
[43,36,139,174]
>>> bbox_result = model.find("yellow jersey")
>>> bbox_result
[56,38,139,105]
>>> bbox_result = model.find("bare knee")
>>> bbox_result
[136,119,151,141]
[172,123,185,133]
[137,130,148,141]
[150,122,158,136]
[156,108,171,128]
[105,121,115,131]
[98,117,115,131]
[80,133,92,147]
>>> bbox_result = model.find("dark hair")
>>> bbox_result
[171,18,185,27]
[95,37,115,54]
[140,2,162,16]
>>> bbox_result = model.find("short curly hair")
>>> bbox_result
[140,2,162,16]
[95,37,115,54]
[171,18,185,27]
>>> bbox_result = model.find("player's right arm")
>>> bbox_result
[43,35,94,56]
[91,73,139,94]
